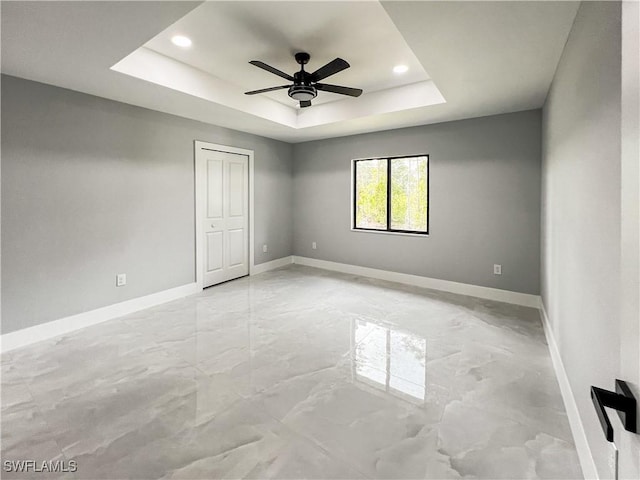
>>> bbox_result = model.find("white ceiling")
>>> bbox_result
[110,1,445,131]
[144,1,430,106]
[1,1,580,143]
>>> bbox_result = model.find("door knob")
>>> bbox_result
[211,223,216,228]
[591,379,637,442]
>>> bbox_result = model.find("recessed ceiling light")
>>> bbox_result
[171,35,192,48]
[393,65,409,74]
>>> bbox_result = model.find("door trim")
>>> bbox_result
[194,141,254,291]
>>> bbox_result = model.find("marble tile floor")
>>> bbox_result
[1,265,583,479]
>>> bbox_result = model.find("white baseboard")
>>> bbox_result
[292,256,540,308]
[539,299,597,479]
[251,256,294,275]
[1,283,199,353]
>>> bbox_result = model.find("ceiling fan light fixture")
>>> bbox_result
[288,85,317,101]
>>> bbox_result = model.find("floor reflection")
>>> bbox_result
[351,320,427,404]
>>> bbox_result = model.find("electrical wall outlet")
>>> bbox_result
[262,244,268,253]
[312,242,317,250]
[116,273,127,287]
[493,264,502,275]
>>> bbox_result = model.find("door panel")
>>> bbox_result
[228,161,245,217]
[206,231,223,272]
[207,159,223,218]
[618,3,639,478]
[228,229,245,267]
[197,146,249,288]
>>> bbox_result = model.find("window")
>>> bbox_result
[353,155,429,234]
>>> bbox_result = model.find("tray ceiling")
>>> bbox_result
[1,1,580,143]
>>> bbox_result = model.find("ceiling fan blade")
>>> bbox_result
[309,58,350,82]
[249,60,294,81]
[315,83,363,97]
[244,85,290,95]
[300,100,312,108]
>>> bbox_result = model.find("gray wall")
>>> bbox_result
[292,110,542,295]
[541,1,622,477]
[1,75,293,334]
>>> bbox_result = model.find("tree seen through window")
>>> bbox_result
[354,155,428,234]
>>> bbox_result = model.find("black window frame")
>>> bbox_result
[352,154,429,235]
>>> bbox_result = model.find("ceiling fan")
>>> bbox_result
[244,52,363,108]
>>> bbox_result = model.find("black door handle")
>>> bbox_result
[590,379,637,442]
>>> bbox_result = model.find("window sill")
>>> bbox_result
[350,228,429,238]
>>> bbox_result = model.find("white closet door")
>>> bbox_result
[198,148,249,287]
